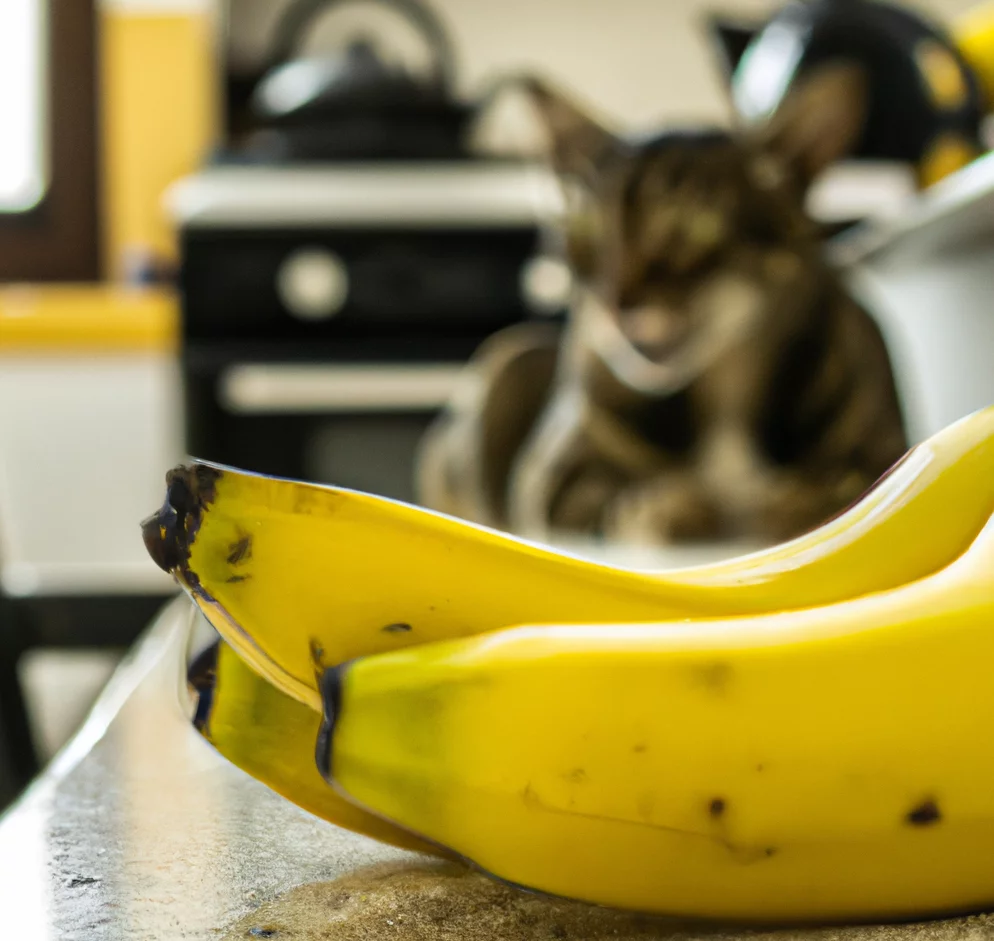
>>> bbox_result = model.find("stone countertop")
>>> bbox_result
[2,595,994,940]
[0,597,415,940]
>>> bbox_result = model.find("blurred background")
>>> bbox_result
[4,0,994,809]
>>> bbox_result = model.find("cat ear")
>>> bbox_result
[514,75,622,183]
[751,61,868,189]
[705,14,761,87]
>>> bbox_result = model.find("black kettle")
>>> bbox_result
[707,0,985,186]
[228,0,477,162]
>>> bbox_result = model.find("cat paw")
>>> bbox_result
[604,476,722,544]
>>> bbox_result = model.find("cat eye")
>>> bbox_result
[749,155,786,191]
[688,210,725,246]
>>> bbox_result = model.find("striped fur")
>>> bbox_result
[416,65,908,545]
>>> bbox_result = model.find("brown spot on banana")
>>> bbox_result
[693,661,733,696]
[226,534,253,565]
[382,623,413,634]
[907,799,942,826]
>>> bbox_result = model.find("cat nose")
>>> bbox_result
[622,304,687,358]
[626,306,671,344]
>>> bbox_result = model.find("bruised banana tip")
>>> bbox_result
[141,461,222,573]
[141,509,179,573]
[315,665,345,784]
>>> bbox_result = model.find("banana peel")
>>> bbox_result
[142,404,994,921]
[187,638,440,856]
[319,491,994,923]
[144,404,994,711]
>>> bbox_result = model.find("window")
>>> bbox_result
[0,1,47,212]
[0,0,99,281]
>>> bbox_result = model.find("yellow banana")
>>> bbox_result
[186,639,438,856]
[143,405,994,711]
[320,506,994,924]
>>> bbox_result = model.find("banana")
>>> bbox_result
[142,405,994,711]
[186,638,439,856]
[319,505,994,924]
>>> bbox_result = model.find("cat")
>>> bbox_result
[416,63,909,546]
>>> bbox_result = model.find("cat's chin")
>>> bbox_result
[576,286,761,397]
[618,305,691,361]
[625,335,688,364]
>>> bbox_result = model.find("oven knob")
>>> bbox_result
[521,255,571,314]
[277,247,349,321]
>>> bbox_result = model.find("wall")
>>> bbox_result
[95,0,990,277]
[99,0,219,279]
[225,0,986,133]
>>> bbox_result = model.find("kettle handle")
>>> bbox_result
[266,0,457,89]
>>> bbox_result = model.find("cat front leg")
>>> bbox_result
[603,470,722,544]
[693,421,784,535]
[695,419,876,542]
[506,385,601,540]
[749,467,873,542]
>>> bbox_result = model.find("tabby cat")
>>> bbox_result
[416,63,908,545]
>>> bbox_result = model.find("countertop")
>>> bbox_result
[0,597,413,940]
[3,596,994,940]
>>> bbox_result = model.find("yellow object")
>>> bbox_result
[99,5,217,279]
[325,506,994,922]
[194,640,438,856]
[915,39,970,110]
[142,405,994,713]
[0,284,178,353]
[954,0,994,109]
[918,132,982,188]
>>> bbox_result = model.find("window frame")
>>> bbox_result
[0,0,100,281]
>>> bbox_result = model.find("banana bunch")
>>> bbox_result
[185,638,439,855]
[144,404,994,923]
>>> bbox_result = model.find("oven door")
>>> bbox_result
[183,359,464,504]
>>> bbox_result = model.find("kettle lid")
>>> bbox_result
[252,36,446,122]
